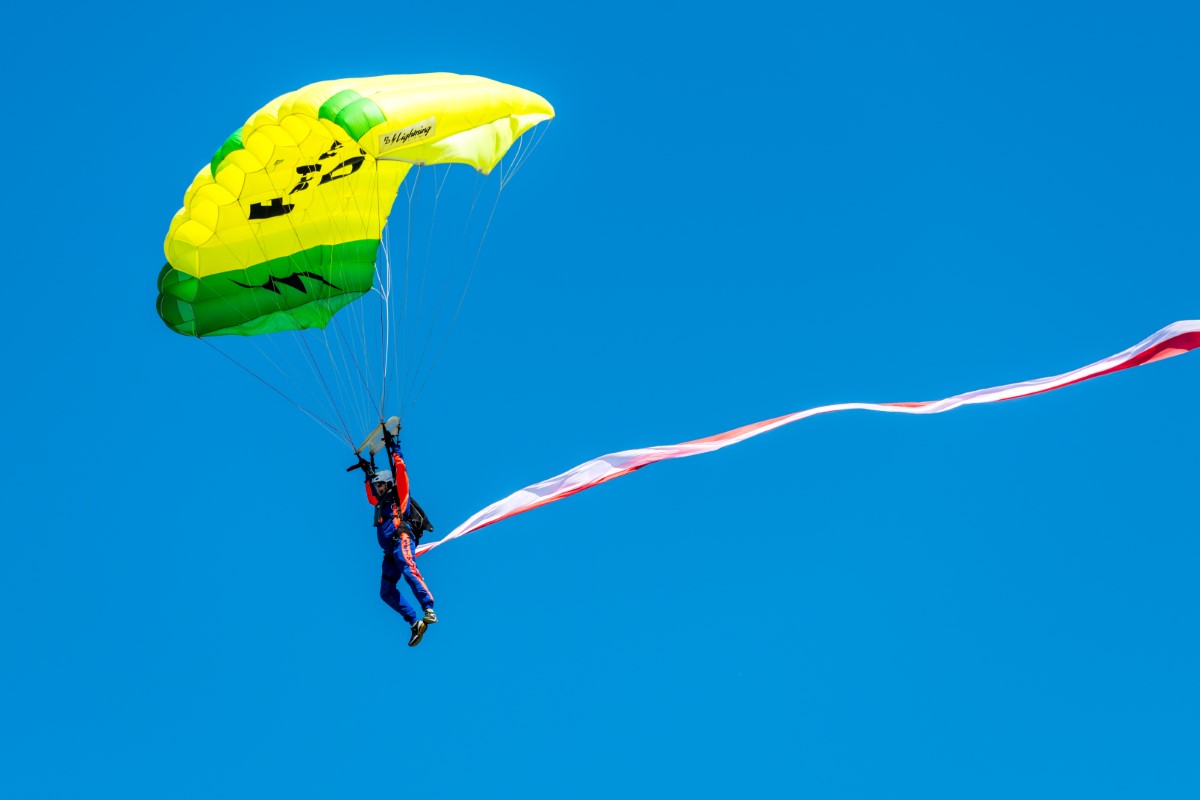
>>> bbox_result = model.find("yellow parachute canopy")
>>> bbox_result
[157,74,554,337]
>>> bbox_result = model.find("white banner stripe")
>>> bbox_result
[416,321,1200,557]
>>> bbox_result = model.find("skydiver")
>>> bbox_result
[356,426,438,647]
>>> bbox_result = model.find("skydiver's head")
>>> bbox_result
[373,469,395,495]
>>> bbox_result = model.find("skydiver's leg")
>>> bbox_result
[379,551,418,623]
[395,532,435,611]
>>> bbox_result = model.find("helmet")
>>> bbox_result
[373,469,394,490]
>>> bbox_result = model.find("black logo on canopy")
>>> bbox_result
[230,271,341,295]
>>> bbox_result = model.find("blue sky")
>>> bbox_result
[3,2,1198,797]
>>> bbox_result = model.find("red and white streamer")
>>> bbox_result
[416,320,1200,557]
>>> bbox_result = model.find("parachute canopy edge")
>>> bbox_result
[205,74,554,179]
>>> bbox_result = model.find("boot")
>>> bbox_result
[422,608,438,624]
[408,619,427,647]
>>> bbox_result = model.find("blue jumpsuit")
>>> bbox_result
[367,449,434,624]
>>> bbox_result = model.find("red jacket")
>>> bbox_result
[365,448,410,527]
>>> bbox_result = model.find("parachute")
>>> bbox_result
[157,74,553,441]
[156,76,1198,562]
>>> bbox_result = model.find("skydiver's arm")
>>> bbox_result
[391,449,411,516]
[351,454,377,505]
[380,424,411,514]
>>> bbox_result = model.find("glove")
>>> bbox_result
[346,454,374,475]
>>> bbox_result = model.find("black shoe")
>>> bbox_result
[408,619,427,647]
[423,608,438,624]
